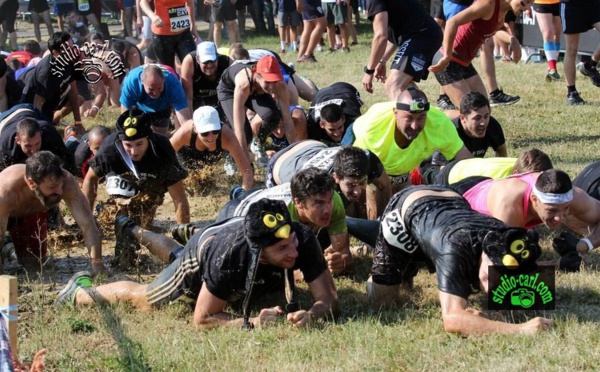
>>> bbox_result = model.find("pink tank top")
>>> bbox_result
[451,0,503,66]
[463,173,539,229]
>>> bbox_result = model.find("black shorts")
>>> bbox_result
[0,0,18,33]
[391,27,442,82]
[302,0,325,20]
[28,0,50,13]
[145,231,207,307]
[278,11,301,27]
[433,160,457,185]
[573,160,600,201]
[372,185,457,286]
[151,30,196,69]
[561,0,600,34]
[432,0,445,20]
[433,51,478,86]
[532,3,559,16]
[219,92,281,145]
[76,80,92,101]
[212,3,237,22]
[504,10,516,23]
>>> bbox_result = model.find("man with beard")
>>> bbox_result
[0,151,104,274]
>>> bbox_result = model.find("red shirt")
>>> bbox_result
[151,0,191,36]
[451,0,503,66]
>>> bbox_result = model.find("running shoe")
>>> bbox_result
[577,61,600,87]
[545,69,560,82]
[55,271,92,307]
[297,54,317,63]
[489,89,520,107]
[224,154,237,176]
[567,90,585,105]
[436,94,457,110]
[114,215,139,268]
[250,137,269,168]
[338,47,350,53]
[170,223,196,245]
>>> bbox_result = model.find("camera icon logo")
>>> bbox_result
[510,288,535,308]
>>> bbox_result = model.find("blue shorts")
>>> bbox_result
[443,1,468,20]
[54,2,75,16]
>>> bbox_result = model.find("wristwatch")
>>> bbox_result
[364,66,375,75]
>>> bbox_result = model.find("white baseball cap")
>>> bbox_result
[193,106,221,134]
[196,41,217,63]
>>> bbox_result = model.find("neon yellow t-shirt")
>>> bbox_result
[288,191,347,236]
[352,102,464,176]
[448,157,517,184]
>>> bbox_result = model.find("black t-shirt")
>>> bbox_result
[74,133,92,178]
[367,0,438,40]
[374,186,520,299]
[19,54,84,121]
[89,132,188,195]
[0,108,70,172]
[177,131,225,168]
[452,116,505,158]
[195,220,326,303]
[190,53,230,109]
[307,82,363,146]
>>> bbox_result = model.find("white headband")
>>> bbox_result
[532,187,573,204]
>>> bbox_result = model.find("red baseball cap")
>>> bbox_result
[256,55,283,83]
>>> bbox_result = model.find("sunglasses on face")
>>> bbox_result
[202,59,216,65]
[200,130,221,137]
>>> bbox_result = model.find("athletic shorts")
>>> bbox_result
[7,212,48,259]
[142,15,152,39]
[433,51,478,85]
[28,0,50,13]
[323,1,348,24]
[212,3,237,22]
[372,185,459,286]
[121,0,135,8]
[573,160,600,200]
[54,2,75,16]
[431,0,445,20]
[302,0,325,21]
[434,160,457,185]
[390,27,442,82]
[145,231,206,307]
[561,0,600,34]
[278,11,301,27]
[151,30,196,69]
[0,0,18,33]
[76,80,93,101]
[532,3,559,16]
[443,0,468,20]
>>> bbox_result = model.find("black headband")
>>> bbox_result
[396,87,430,113]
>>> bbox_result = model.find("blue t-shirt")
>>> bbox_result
[120,65,188,113]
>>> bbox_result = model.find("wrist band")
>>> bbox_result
[379,59,387,65]
[90,258,103,264]
[92,105,100,111]
[581,238,594,252]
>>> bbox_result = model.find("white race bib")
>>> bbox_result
[168,6,190,32]
[381,210,419,253]
[106,175,137,197]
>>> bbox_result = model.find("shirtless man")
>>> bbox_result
[0,151,104,274]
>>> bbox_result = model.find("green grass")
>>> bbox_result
[13,18,600,370]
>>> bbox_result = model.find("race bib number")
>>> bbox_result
[302,148,339,172]
[381,210,419,253]
[169,6,190,32]
[106,175,137,197]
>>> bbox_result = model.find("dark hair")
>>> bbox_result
[23,40,41,56]
[25,151,64,184]
[16,119,41,138]
[535,169,572,194]
[514,149,553,173]
[6,58,23,71]
[90,32,105,42]
[111,40,126,55]
[229,43,250,61]
[320,104,343,124]
[290,167,335,203]
[48,32,72,53]
[459,91,490,115]
[333,147,369,180]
